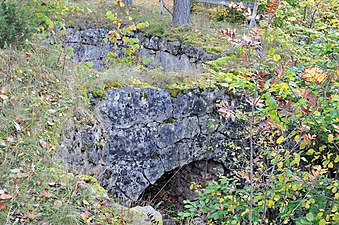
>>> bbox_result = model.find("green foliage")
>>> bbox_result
[0,0,37,48]
[179,177,253,224]
[104,4,149,64]
[180,172,339,224]
[215,8,245,23]
[180,0,339,224]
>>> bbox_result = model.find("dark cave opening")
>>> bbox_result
[137,160,229,224]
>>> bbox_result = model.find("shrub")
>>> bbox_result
[215,8,245,23]
[0,0,36,48]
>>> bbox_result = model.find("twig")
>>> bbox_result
[150,161,187,203]
[249,80,257,224]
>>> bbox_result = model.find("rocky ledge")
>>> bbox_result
[61,28,220,71]
[61,87,250,202]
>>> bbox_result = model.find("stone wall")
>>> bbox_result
[61,28,219,71]
[61,87,249,202]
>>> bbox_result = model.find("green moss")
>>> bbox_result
[163,117,175,124]
[104,81,123,89]
[206,56,237,71]
[81,144,88,152]
[204,46,224,54]
[184,39,205,46]
[79,175,107,199]
[95,142,103,150]
[169,88,181,98]
[144,23,166,37]
[90,87,106,98]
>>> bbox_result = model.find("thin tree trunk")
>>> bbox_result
[172,0,191,27]
[122,0,132,5]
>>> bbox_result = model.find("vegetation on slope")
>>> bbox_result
[0,0,338,224]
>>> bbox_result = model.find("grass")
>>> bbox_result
[0,36,155,224]
[0,0,248,223]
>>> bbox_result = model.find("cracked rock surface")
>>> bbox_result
[61,87,249,202]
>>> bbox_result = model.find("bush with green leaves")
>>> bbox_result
[180,169,339,224]
[0,0,37,48]
[180,0,339,224]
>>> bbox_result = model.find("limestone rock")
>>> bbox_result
[61,28,220,72]
[61,87,250,202]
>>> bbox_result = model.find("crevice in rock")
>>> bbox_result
[137,160,229,222]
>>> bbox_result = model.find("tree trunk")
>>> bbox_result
[172,0,191,27]
[122,0,132,5]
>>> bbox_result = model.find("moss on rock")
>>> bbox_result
[78,175,107,199]
[90,87,106,98]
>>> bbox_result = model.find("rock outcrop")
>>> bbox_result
[61,87,249,202]
[61,28,219,71]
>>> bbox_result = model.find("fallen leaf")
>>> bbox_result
[16,172,29,178]
[38,192,53,198]
[0,193,12,200]
[265,0,280,15]
[0,94,8,100]
[81,211,91,220]
[10,97,17,106]
[54,200,62,207]
[0,202,5,210]
[47,109,57,114]
[0,86,10,94]
[93,201,102,210]
[301,67,329,84]
[20,211,35,219]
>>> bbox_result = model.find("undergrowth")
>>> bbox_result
[0,37,137,224]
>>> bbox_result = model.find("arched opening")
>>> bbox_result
[137,160,228,223]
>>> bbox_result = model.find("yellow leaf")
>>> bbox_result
[273,54,281,62]
[334,155,339,163]
[279,82,289,95]
[328,134,334,143]
[292,184,298,191]
[306,149,315,155]
[241,208,249,216]
[288,17,297,21]
[274,195,280,201]
[301,67,329,84]
[328,162,334,168]
[294,135,300,142]
[300,1,307,7]
[277,161,283,169]
[276,136,284,144]
[278,174,284,182]
[319,219,326,225]
[267,199,274,208]
[334,193,339,200]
